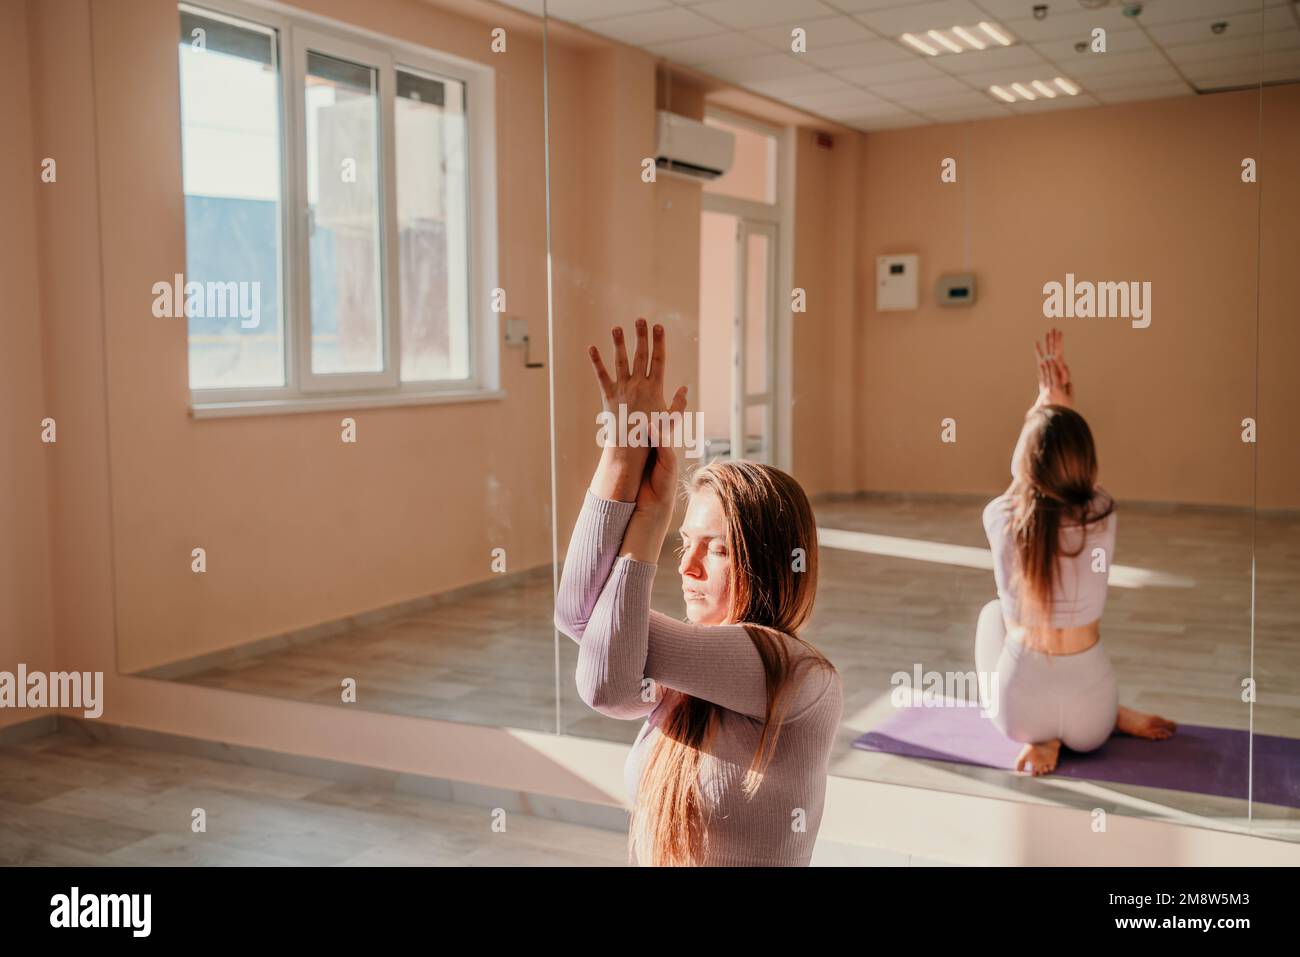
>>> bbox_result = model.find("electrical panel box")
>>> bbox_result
[936,272,976,306]
[877,254,919,311]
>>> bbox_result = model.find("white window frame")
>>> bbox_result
[181,0,502,417]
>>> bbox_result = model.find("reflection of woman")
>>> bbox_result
[555,318,842,867]
[978,330,1176,775]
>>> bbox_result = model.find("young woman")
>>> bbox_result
[555,318,842,867]
[979,329,1176,776]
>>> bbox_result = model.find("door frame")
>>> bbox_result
[699,106,795,472]
[731,218,778,463]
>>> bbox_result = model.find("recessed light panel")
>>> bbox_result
[900,21,1015,57]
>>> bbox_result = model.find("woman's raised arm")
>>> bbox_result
[555,319,686,642]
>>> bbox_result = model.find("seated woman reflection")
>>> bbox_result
[977,329,1176,775]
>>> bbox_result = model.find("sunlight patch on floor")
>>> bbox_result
[816,527,1195,589]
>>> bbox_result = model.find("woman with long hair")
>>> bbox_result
[978,329,1176,775]
[555,318,842,866]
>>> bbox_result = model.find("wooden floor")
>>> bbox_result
[0,727,628,866]
[143,496,1299,841]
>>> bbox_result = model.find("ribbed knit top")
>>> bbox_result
[985,440,1117,628]
[555,490,843,867]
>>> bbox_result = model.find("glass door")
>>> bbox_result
[735,218,777,465]
[699,211,777,465]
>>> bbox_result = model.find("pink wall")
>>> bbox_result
[853,87,1300,508]
[0,0,56,728]
[87,0,554,673]
[791,126,864,498]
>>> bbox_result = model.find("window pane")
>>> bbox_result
[305,51,384,375]
[178,8,285,390]
[702,116,777,205]
[396,67,470,381]
[744,231,769,393]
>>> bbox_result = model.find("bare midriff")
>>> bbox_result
[1007,618,1101,656]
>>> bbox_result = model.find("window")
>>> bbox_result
[177,2,495,411]
[702,114,777,206]
[179,8,285,390]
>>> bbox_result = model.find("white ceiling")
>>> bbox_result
[497,0,1300,130]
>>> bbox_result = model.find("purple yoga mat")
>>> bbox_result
[852,705,1300,809]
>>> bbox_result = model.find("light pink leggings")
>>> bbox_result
[975,598,1118,752]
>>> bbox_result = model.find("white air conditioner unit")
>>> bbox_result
[655,110,734,182]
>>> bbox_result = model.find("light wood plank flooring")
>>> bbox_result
[0,728,627,866]
[136,497,1300,841]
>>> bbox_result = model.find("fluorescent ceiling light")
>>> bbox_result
[900,32,939,55]
[993,78,1082,101]
[902,21,1013,56]
[979,21,1012,46]
[951,26,986,50]
[927,29,964,53]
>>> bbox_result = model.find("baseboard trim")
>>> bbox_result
[0,714,59,746]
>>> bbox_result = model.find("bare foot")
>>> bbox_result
[1116,705,1177,740]
[1015,739,1061,776]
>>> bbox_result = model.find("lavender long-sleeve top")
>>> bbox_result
[555,489,843,867]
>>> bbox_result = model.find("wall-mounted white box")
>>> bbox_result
[877,254,919,311]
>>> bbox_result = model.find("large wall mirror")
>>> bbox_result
[102,0,557,732]
[532,0,1298,843]
[104,0,1297,846]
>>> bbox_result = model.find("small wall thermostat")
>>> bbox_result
[876,254,919,311]
[936,273,976,306]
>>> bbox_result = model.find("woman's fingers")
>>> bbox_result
[631,317,649,378]
[648,323,666,383]
[588,345,615,399]
[611,325,630,380]
[668,384,688,415]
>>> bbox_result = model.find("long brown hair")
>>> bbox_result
[627,460,836,867]
[1008,405,1114,626]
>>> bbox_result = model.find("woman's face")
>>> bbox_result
[677,488,733,625]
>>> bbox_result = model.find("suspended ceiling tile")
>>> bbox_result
[1080,64,1186,91]
[688,0,841,32]
[545,0,671,21]
[743,15,879,52]
[871,75,977,99]
[701,51,818,83]
[1030,29,1157,64]
[1006,91,1102,112]
[999,7,1143,43]
[834,60,950,85]
[853,0,997,37]
[1092,82,1199,103]
[645,31,771,64]
[1064,48,1168,75]
[745,73,859,97]
[934,42,1051,75]
[581,5,724,45]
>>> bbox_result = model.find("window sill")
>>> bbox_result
[190,387,507,420]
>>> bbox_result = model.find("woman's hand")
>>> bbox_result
[1033,328,1074,409]
[587,319,688,508]
[635,381,688,518]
